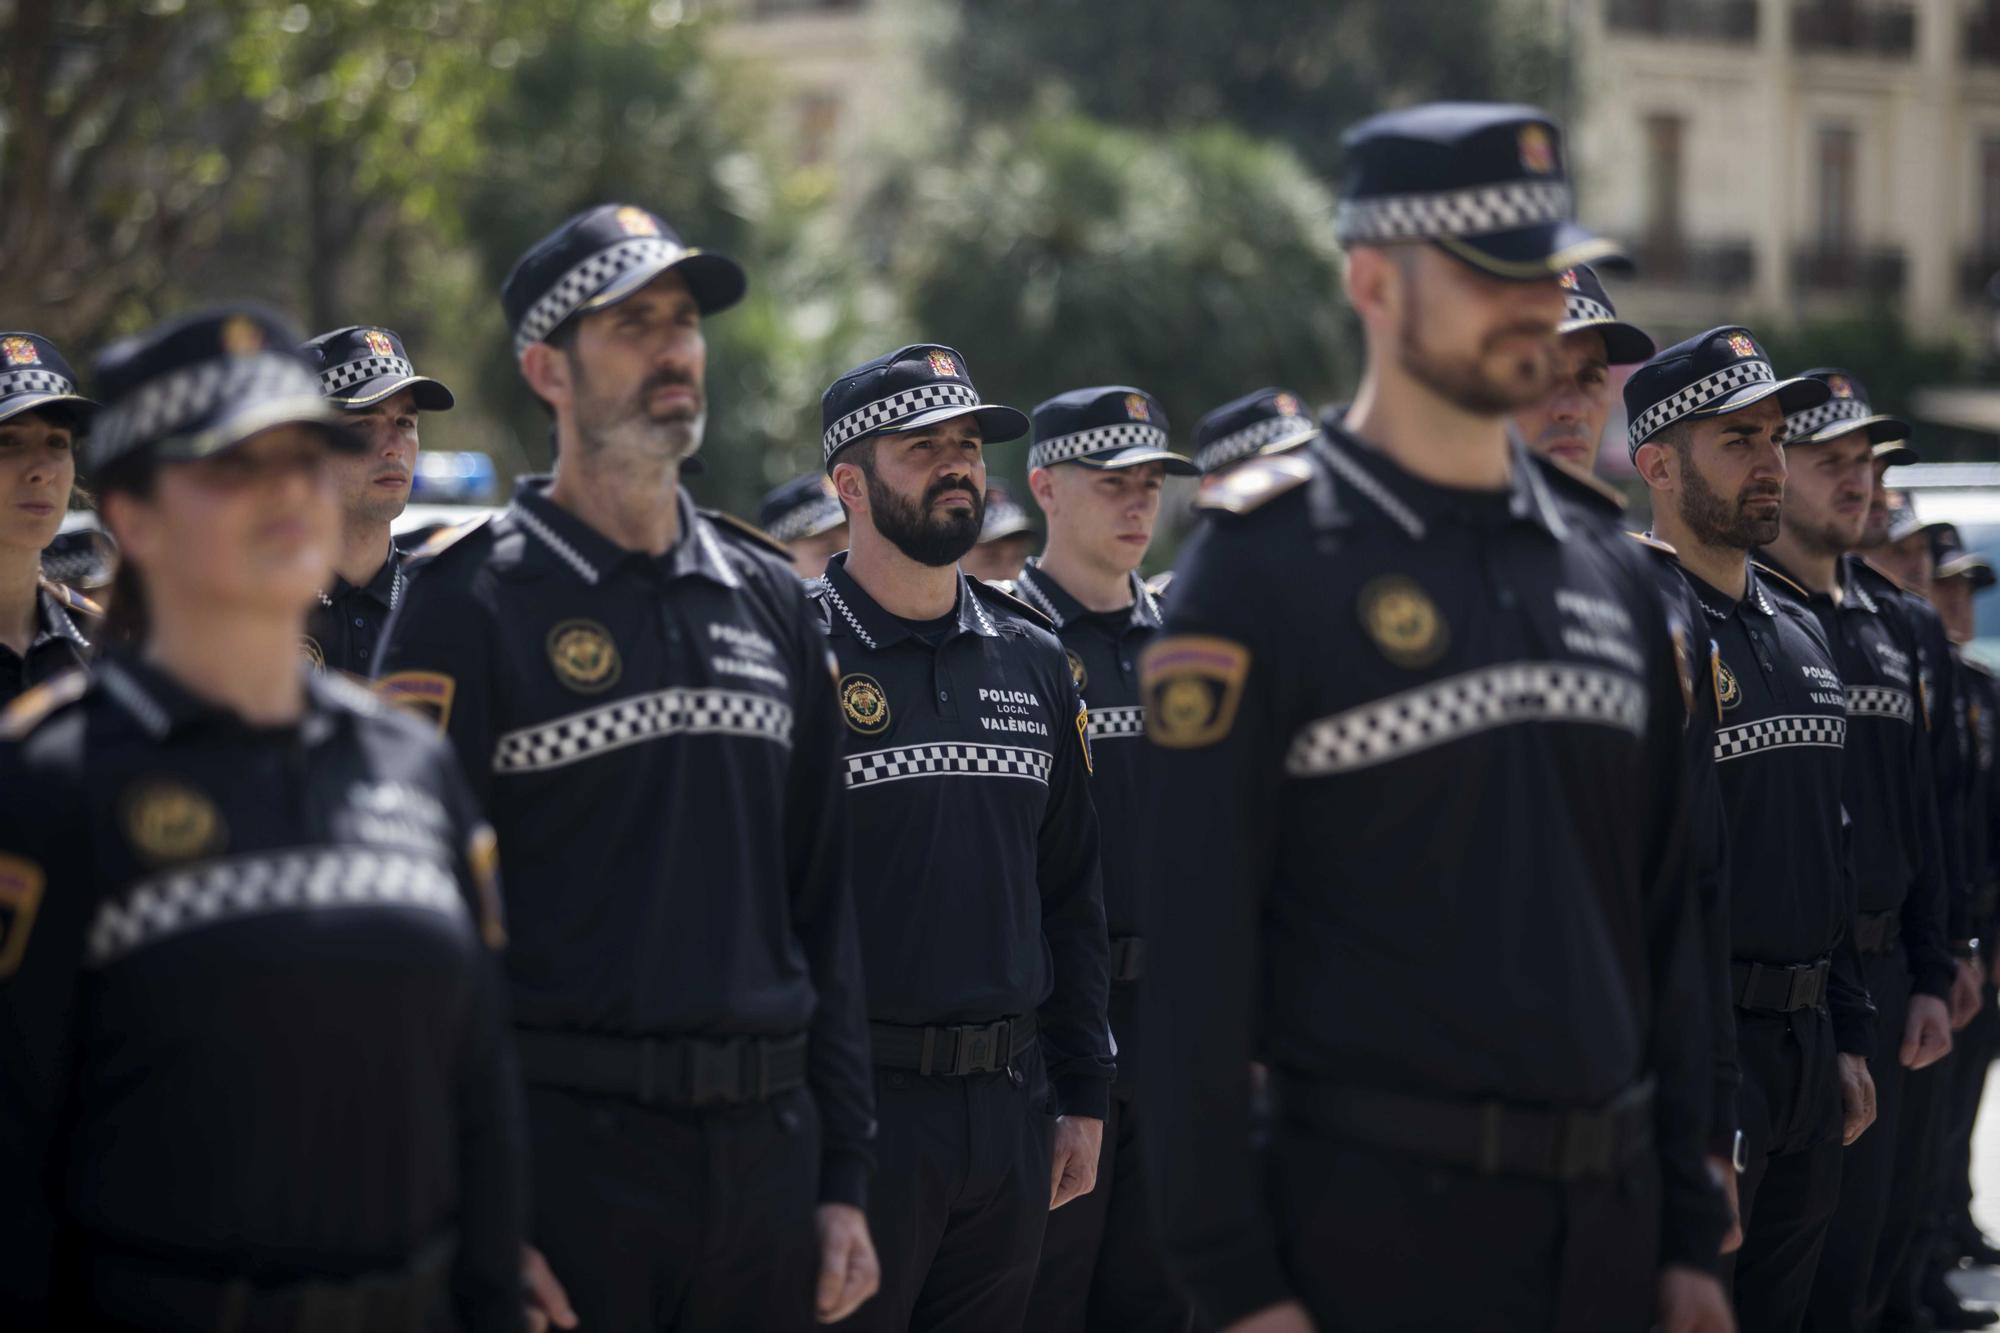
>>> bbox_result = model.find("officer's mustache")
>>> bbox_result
[924,475,980,512]
[639,369,702,413]
[1740,483,1783,505]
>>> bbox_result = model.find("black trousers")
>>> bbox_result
[1874,1057,1950,1326]
[1266,1117,1661,1331]
[1726,1006,1846,1333]
[1806,949,1912,1333]
[844,1045,1053,1333]
[1944,993,2000,1240]
[525,1082,822,1332]
[1025,1089,1195,1333]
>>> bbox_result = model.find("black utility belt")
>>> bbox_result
[514,1029,808,1108]
[1277,1074,1655,1182]
[870,1013,1037,1076]
[1974,882,1999,920]
[83,1232,453,1333]
[1852,909,1903,957]
[1732,957,1830,1013]
[1110,934,1146,984]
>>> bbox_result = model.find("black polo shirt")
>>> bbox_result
[0,658,523,1325]
[807,552,1114,1121]
[1758,553,1952,1002]
[376,476,876,1207]
[305,543,402,679]
[1962,656,2000,940]
[1676,562,1873,1050]
[1014,559,1163,1091]
[0,582,95,707]
[1140,430,1724,1322]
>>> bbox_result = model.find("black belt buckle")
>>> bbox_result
[690,1037,748,1107]
[1788,963,1822,1011]
[952,1021,1003,1076]
[1558,1110,1615,1180]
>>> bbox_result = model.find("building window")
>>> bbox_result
[1816,124,1856,252]
[1642,113,1683,253]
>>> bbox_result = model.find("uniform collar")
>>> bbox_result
[33,582,90,651]
[508,474,741,591]
[1753,550,1878,614]
[330,541,403,608]
[1315,420,1570,543]
[97,654,339,745]
[1681,560,1778,621]
[1014,561,1160,632]
[818,550,999,651]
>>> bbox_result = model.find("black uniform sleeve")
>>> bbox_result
[1035,655,1115,1120]
[777,585,877,1209]
[1829,801,1878,1055]
[1925,616,1973,947]
[1898,652,1955,1002]
[0,740,91,1326]
[1687,635,1740,1156]
[375,564,500,812]
[1140,523,1296,1326]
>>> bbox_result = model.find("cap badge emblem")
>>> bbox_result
[1558,269,1579,290]
[220,316,265,356]
[1,337,40,367]
[1124,394,1152,422]
[1518,125,1557,175]
[1726,333,1758,360]
[546,619,622,694]
[1828,375,1855,399]
[1273,392,1302,418]
[363,329,396,358]
[840,673,891,735]
[927,350,958,378]
[1359,575,1448,670]
[615,206,661,237]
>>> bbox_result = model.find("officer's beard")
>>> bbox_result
[867,470,985,568]
[1399,308,1557,416]
[1680,460,1782,552]
[571,359,706,464]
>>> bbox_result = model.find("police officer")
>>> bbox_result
[1013,385,1198,1333]
[808,343,1114,1331]
[375,204,880,1330]
[1141,103,1730,1332]
[0,305,526,1331]
[1748,370,1953,1333]
[1189,387,1321,481]
[1510,263,1656,472]
[960,479,1038,581]
[298,325,455,677]
[760,471,850,580]
[0,332,100,704]
[1628,329,1874,1333]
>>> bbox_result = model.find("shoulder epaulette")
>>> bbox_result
[1196,454,1314,515]
[1625,531,1678,558]
[403,514,492,572]
[40,578,104,620]
[971,577,1054,631]
[1852,558,1910,597]
[1961,653,1996,681]
[1751,560,1812,602]
[702,508,793,562]
[1,669,90,740]
[1144,570,1175,598]
[1531,453,1627,515]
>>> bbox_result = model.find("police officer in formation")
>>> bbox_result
[13,91,2000,1333]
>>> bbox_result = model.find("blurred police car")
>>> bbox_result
[395,449,501,545]
[1894,462,2000,666]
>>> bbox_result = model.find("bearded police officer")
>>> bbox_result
[1628,329,1876,1333]
[760,472,850,580]
[1141,104,1730,1333]
[298,326,454,678]
[1014,385,1199,1333]
[808,344,1114,1332]
[375,204,880,1330]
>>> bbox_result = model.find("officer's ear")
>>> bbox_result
[1026,465,1057,514]
[1633,438,1676,493]
[519,342,573,413]
[830,448,872,517]
[1344,245,1402,334]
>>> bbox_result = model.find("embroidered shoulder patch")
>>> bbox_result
[377,671,457,735]
[1141,635,1251,748]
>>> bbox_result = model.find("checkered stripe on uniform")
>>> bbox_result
[1334,181,1572,244]
[824,383,982,460]
[1195,416,1317,474]
[0,367,74,397]
[1284,662,1646,778]
[1846,684,1915,724]
[1628,360,1776,450]
[87,847,463,967]
[513,237,689,355]
[1087,705,1147,741]
[1713,714,1847,763]
[320,354,413,394]
[1028,423,1168,470]
[494,688,794,773]
[1563,293,1615,325]
[1784,396,1871,441]
[90,352,323,467]
[844,742,1053,790]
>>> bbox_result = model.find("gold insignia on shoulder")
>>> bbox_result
[0,854,45,980]
[1076,702,1093,775]
[376,671,456,734]
[300,636,326,671]
[1066,651,1089,693]
[122,780,224,865]
[1195,454,1313,515]
[1,670,88,740]
[466,823,506,951]
[1671,625,1694,724]
[1626,531,1677,556]
[1359,575,1448,669]
[840,673,890,735]
[547,619,621,694]
[1715,657,1742,713]
[1141,635,1251,749]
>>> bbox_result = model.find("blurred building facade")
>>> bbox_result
[713,0,887,166]
[1566,0,2000,342]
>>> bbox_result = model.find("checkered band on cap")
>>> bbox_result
[1028,422,1168,470]
[1627,359,1777,451]
[823,382,982,462]
[512,236,690,356]
[1195,415,1317,474]
[0,366,75,398]
[90,351,324,468]
[320,354,414,395]
[1563,293,1615,325]
[1334,180,1572,245]
[767,493,846,544]
[1784,395,1873,441]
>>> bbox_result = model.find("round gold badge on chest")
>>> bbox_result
[1716,658,1743,711]
[840,673,891,735]
[1358,575,1448,669]
[1066,651,1088,693]
[123,781,225,865]
[546,619,622,694]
